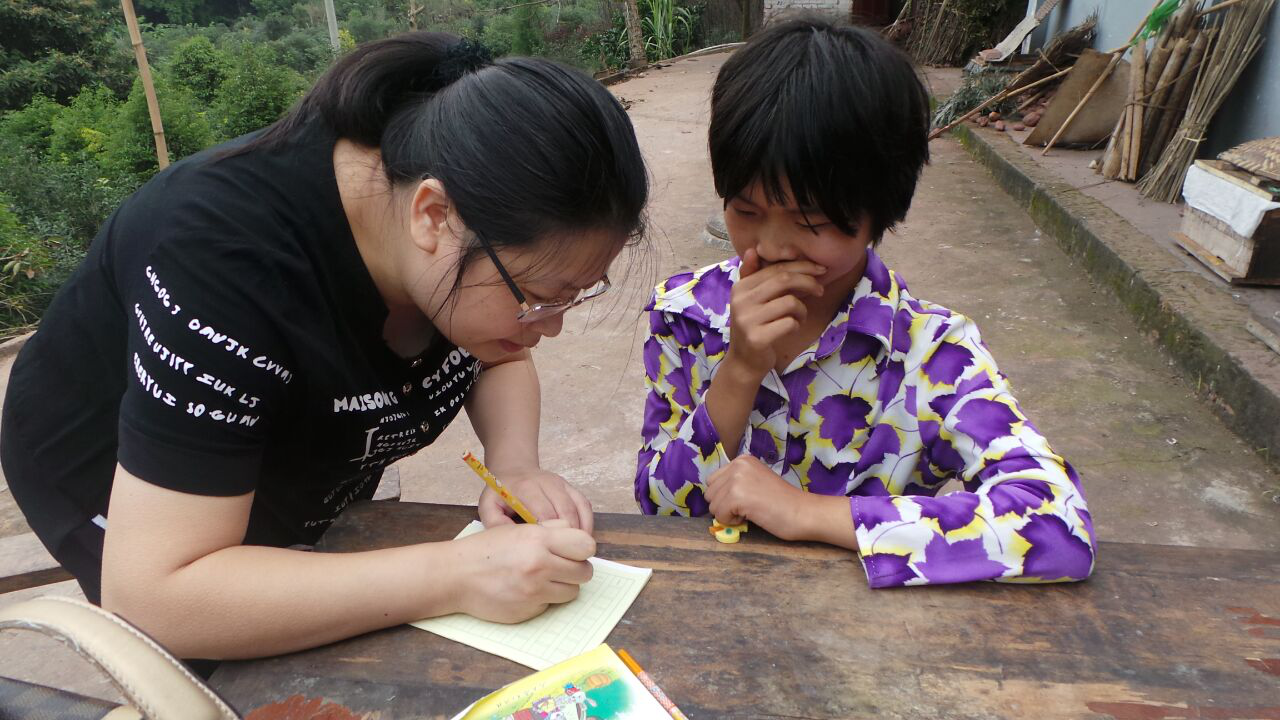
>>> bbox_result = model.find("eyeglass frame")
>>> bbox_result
[473,234,611,324]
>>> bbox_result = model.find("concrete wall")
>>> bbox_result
[1027,0,1280,154]
[763,0,852,24]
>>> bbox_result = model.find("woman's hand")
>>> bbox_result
[451,519,595,623]
[477,467,594,534]
[705,455,811,540]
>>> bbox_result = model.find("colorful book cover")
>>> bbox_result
[451,644,674,720]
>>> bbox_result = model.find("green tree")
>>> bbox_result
[103,73,215,178]
[0,0,132,109]
[0,95,64,155]
[0,191,52,333]
[211,45,305,139]
[167,35,232,103]
[49,85,121,164]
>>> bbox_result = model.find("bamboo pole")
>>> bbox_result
[1014,89,1045,115]
[1126,36,1147,181]
[120,0,168,170]
[1146,28,1212,175]
[1101,110,1126,177]
[1120,36,1144,180]
[1139,35,1193,176]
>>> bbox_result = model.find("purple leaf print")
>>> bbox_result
[853,423,900,475]
[840,333,881,364]
[785,433,808,467]
[852,495,899,530]
[892,308,914,354]
[864,250,892,296]
[807,459,856,495]
[876,359,905,408]
[704,330,726,357]
[688,407,722,459]
[954,398,1021,448]
[986,479,1054,517]
[781,366,819,420]
[749,427,780,464]
[863,552,916,588]
[665,367,693,408]
[954,372,994,400]
[913,493,980,533]
[849,296,893,342]
[640,395,671,441]
[686,486,710,517]
[976,450,1044,481]
[670,318,704,348]
[654,441,698,493]
[1019,514,1094,581]
[815,394,872,447]
[923,342,974,386]
[691,266,732,316]
[642,335,666,384]
[754,385,786,419]
[914,534,1008,584]
[919,420,964,472]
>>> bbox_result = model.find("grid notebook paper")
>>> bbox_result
[411,520,653,670]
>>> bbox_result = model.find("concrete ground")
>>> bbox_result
[1,52,1277,703]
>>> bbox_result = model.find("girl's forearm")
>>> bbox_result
[793,493,859,550]
[104,540,467,660]
[704,359,764,459]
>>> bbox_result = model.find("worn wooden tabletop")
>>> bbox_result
[210,501,1280,720]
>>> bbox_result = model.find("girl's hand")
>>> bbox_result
[705,455,811,540]
[722,248,826,380]
[451,520,595,623]
[478,467,594,534]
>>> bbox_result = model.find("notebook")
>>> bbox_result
[412,520,653,670]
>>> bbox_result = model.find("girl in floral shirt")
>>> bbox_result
[635,17,1095,588]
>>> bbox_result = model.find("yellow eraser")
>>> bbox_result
[709,520,748,544]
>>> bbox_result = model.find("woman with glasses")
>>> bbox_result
[0,34,647,662]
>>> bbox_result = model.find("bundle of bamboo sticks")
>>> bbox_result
[1099,1,1210,182]
[1138,0,1277,201]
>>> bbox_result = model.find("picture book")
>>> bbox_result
[450,643,674,720]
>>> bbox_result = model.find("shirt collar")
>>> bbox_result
[648,249,901,359]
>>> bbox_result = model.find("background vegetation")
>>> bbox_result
[0,0,713,338]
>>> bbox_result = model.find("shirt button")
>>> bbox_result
[410,358,423,368]
[420,420,431,433]
[402,383,413,394]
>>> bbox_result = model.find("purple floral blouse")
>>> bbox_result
[635,250,1095,588]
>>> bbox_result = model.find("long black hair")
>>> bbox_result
[708,17,929,242]
[247,32,648,284]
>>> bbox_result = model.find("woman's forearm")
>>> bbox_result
[104,540,468,660]
[465,352,542,471]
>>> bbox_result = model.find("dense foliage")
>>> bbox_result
[0,0,708,337]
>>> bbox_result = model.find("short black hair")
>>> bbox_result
[709,17,930,242]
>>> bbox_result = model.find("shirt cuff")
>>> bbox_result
[850,495,918,588]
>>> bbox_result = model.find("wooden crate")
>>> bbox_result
[1174,161,1280,285]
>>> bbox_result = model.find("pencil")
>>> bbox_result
[616,648,689,720]
[462,452,539,524]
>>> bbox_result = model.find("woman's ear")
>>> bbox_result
[408,178,456,255]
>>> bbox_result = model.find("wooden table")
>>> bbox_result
[211,502,1280,720]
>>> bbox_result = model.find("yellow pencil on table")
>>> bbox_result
[617,648,690,720]
[462,451,539,524]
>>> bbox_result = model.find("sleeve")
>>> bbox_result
[850,315,1096,588]
[634,308,732,516]
[116,235,297,496]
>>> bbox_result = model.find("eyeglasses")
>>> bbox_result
[475,235,611,324]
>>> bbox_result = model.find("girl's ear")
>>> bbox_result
[408,178,456,255]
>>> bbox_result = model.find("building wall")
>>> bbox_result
[1027,0,1279,154]
[763,0,852,24]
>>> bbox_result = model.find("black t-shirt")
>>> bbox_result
[1,119,480,553]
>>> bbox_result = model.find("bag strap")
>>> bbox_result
[0,596,239,720]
